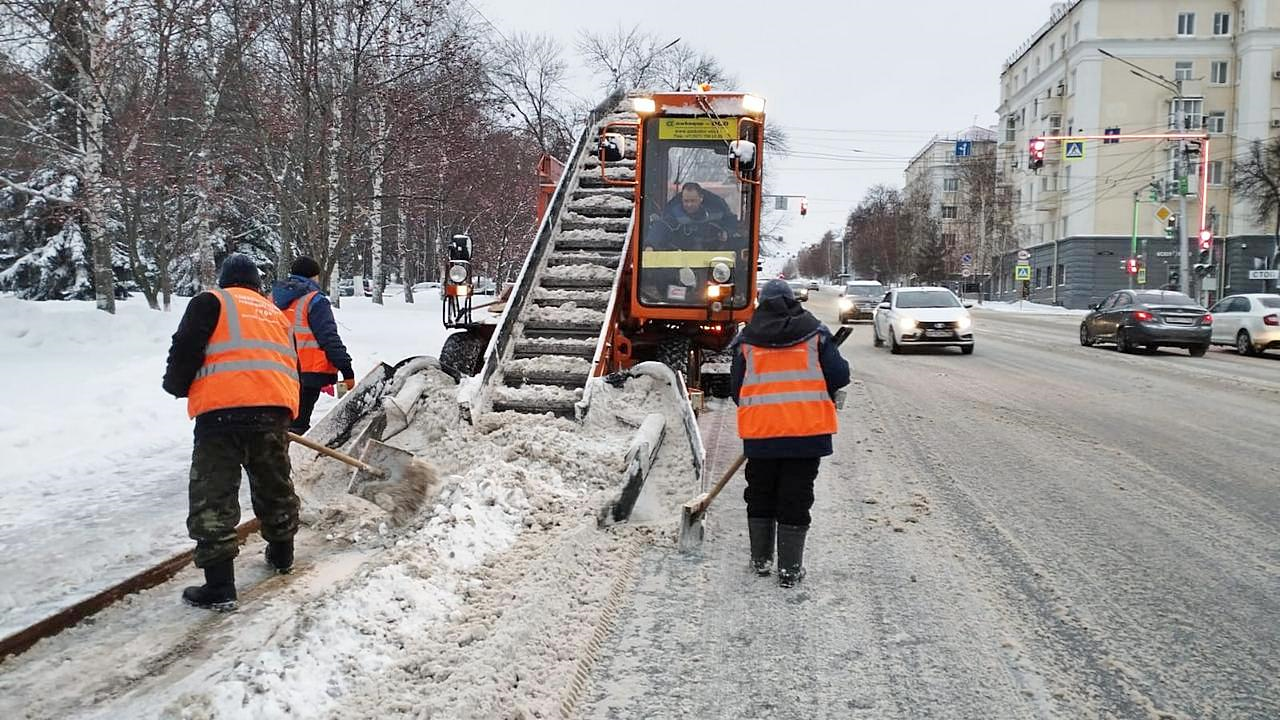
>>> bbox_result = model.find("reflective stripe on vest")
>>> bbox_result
[187,287,300,419]
[287,290,339,375]
[736,335,837,440]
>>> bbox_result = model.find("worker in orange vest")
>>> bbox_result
[271,257,355,434]
[163,254,302,610]
[730,279,850,588]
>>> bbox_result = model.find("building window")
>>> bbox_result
[1207,111,1226,134]
[1170,98,1203,130]
[1214,12,1231,35]
[1036,57,1042,75]
[1057,264,1066,285]
[1048,115,1063,135]
[1035,267,1043,287]
[1070,68,1077,95]
[1049,41,1056,60]
[1006,115,1017,142]
[1178,12,1195,36]
[941,233,957,249]
[1064,166,1071,190]
[1211,61,1229,85]
[943,177,959,192]
[1073,21,1080,43]
[1022,68,1028,85]
[1175,61,1193,81]
[1207,160,1224,186]
[941,205,958,219]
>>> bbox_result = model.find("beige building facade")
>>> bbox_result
[996,0,1280,306]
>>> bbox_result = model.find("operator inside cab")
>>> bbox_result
[639,123,753,308]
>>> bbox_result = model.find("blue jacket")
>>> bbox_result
[271,275,353,387]
[730,296,851,458]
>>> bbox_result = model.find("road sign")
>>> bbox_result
[961,267,974,278]
[960,253,974,264]
[1017,249,1031,261]
[1154,205,1173,222]
[1063,141,1085,161]
[1104,127,1121,144]
[1137,267,1147,284]
[955,140,972,157]
[1015,264,1032,281]
[1248,269,1280,280]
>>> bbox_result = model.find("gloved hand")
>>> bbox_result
[335,377,355,398]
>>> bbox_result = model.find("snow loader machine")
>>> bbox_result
[463,88,768,419]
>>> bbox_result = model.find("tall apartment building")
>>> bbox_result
[995,0,1280,308]
[904,127,998,276]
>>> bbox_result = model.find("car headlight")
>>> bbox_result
[899,317,917,331]
[839,298,853,311]
[448,264,468,283]
[711,261,732,284]
[958,315,972,331]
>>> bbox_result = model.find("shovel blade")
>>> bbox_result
[348,439,415,499]
[677,493,710,554]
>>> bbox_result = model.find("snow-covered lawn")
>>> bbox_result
[0,287,454,637]
[974,300,1088,316]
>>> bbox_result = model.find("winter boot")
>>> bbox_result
[264,540,294,574]
[776,523,808,589]
[748,518,776,576]
[181,560,237,611]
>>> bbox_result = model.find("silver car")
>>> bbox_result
[1208,293,1280,355]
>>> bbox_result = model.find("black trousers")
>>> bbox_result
[743,457,820,527]
[291,385,323,434]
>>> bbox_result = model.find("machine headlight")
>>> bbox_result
[958,315,972,331]
[742,94,766,114]
[631,97,657,114]
[899,316,917,331]
[448,264,468,283]
[456,284,471,297]
[839,298,854,311]
[711,261,732,283]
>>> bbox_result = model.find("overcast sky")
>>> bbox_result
[473,0,1054,267]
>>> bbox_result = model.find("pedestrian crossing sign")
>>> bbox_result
[1015,264,1032,281]
[1063,141,1085,161]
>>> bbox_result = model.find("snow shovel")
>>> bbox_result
[677,453,746,553]
[287,432,439,523]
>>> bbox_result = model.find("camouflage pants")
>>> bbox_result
[187,429,299,568]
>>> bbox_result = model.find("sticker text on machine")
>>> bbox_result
[658,118,739,141]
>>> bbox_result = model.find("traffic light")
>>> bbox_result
[1125,257,1139,275]
[1168,267,1181,287]
[1028,138,1046,171]
[1164,216,1177,239]
[1196,229,1213,273]
[799,197,808,216]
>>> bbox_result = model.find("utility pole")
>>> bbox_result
[1175,78,1189,296]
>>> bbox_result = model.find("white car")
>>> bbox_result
[1208,293,1280,355]
[872,286,975,355]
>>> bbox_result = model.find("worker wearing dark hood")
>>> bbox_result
[730,279,850,587]
[272,257,355,434]
[163,253,302,610]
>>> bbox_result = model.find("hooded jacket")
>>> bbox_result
[271,275,354,387]
[730,288,850,458]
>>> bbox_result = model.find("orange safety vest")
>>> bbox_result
[737,335,838,440]
[286,291,339,376]
[187,287,300,419]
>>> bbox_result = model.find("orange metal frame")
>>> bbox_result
[624,92,764,326]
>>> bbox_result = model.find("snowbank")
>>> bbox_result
[0,289,451,637]
[976,300,1088,317]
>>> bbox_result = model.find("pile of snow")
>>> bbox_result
[976,300,1088,317]
[533,287,610,303]
[506,356,593,376]
[543,264,617,281]
[568,194,633,212]
[524,303,606,325]
[0,288,452,637]
[557,228,625,243]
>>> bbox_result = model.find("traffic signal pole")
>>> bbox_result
[1130,191,1139,290]
[1175,79,1190,296]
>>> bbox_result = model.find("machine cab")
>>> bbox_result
[624,92,764,318]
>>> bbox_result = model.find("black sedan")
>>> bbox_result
[1079,289,1212,356]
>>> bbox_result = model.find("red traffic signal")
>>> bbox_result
[1198,229,1213,251]
[1125,258,1139,275]
[799,197,808,216]
[1028,138,1047,171]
